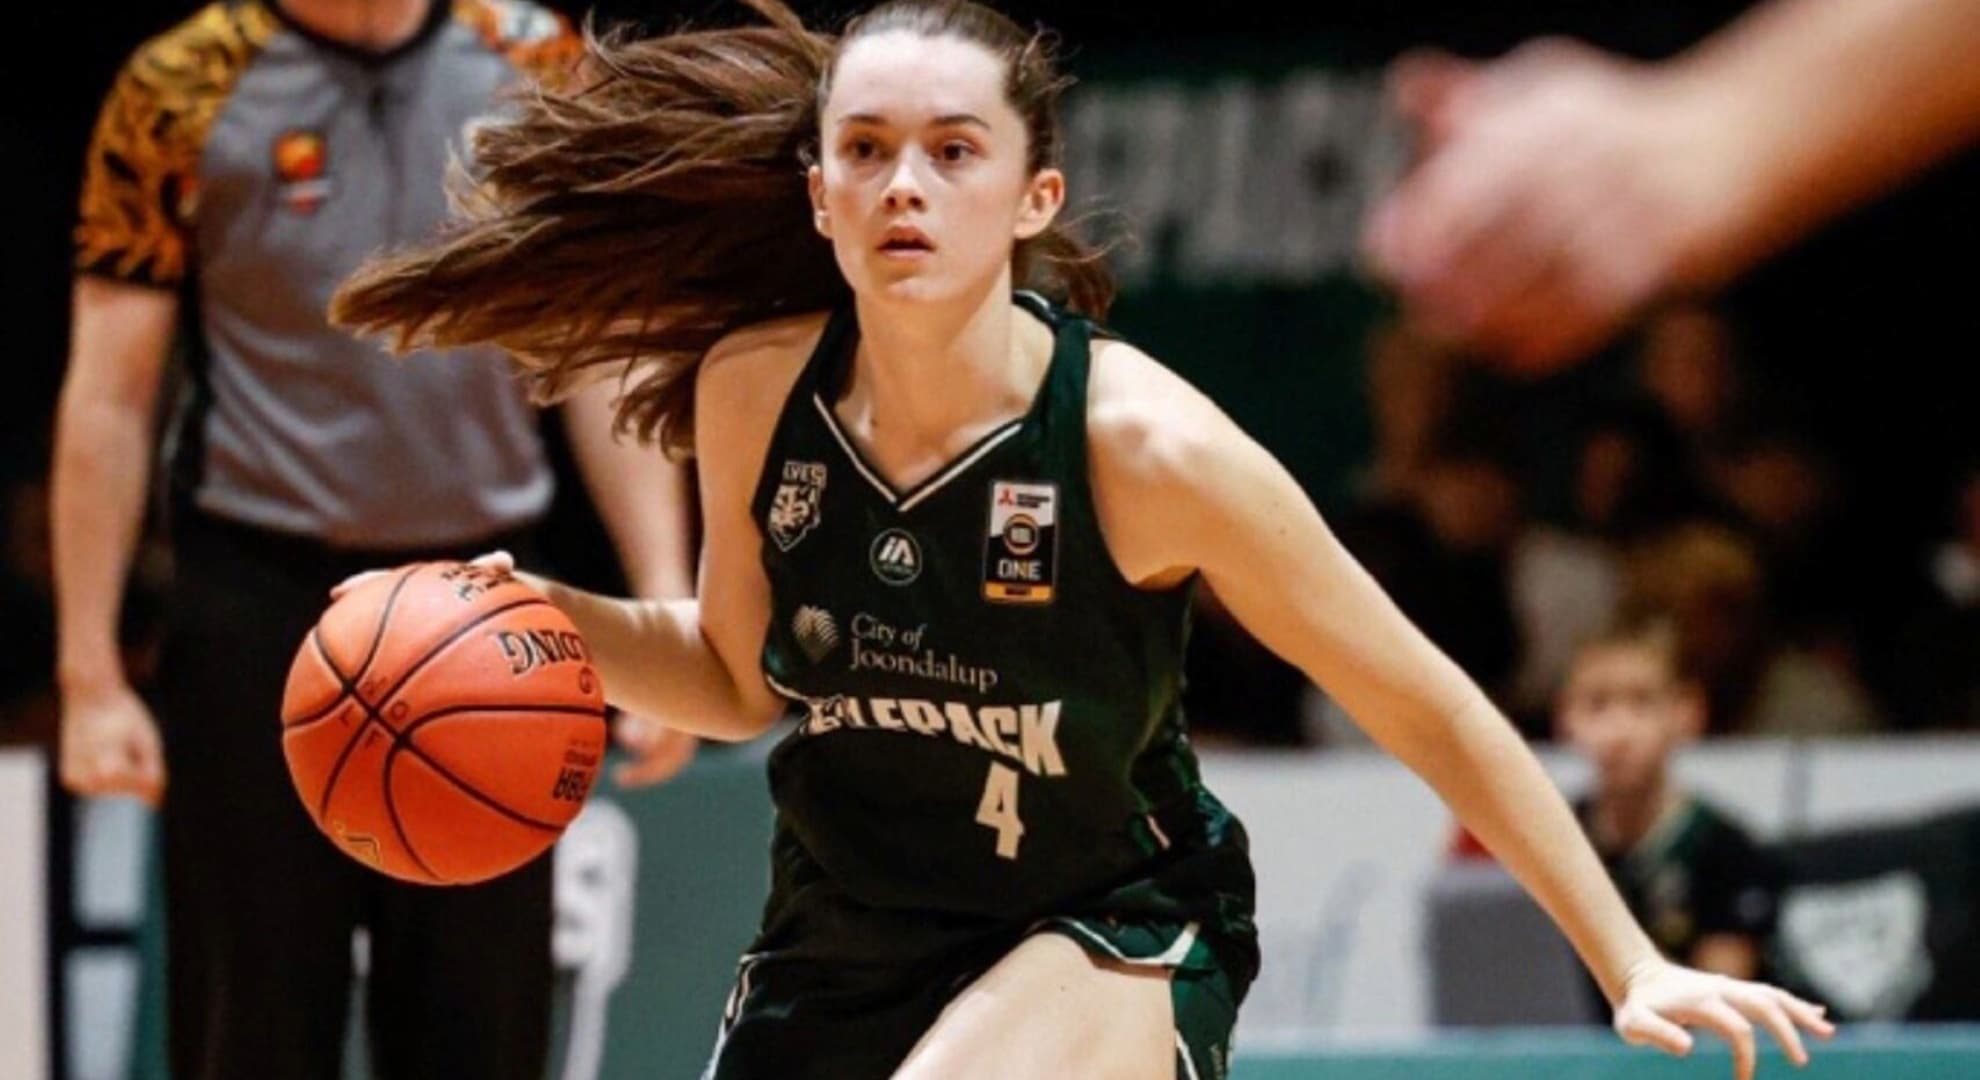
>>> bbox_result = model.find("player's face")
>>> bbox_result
[1557,645,1697,796]
[812,32,1064,307]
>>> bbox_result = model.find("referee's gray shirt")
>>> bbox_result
[76,0,582,549]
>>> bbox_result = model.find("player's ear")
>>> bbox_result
[809,165,831,238]
[1014,168,1065,241]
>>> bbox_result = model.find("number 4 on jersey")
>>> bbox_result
[976,763,1024,859]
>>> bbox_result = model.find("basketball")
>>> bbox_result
[279,561,608,885]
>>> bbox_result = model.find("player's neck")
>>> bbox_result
[277,0,433,52]
[845,276,1050,457]
[1592,778,1683,853]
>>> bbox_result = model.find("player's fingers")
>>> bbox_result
[1774,990,1836,1040]
[1692,998,1757,1080]
[1616,1005,1694,1057]
[330,569,390,600]
[1729,984,1806,1068]
[467,549,515,575]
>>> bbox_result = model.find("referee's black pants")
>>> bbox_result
[157,508,551,1080]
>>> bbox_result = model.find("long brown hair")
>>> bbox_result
[330,0,1113,456]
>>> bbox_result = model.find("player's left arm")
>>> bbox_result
[1087,340,1831,1079]
[560,380,701,786]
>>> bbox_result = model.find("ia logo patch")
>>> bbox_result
[870,528,923,586]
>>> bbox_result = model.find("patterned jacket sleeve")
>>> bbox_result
[74,3,275,288]
[457,0,585,92]
[74,59,199,288]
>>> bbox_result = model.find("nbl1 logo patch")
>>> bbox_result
[983,481,1058,604]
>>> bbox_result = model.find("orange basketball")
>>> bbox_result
[280,561,607,885]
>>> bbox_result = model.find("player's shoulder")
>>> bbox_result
[701,312,831,389]
[112,1,279,112]
[694,312,833,441]
[1086,336,1239,484]
[451,0,582,80]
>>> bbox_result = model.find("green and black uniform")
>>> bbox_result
[705,293,1259,1079]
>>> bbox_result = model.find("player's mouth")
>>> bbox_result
[878,225,935,259]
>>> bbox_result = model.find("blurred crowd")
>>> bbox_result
[1185,301,1980,747]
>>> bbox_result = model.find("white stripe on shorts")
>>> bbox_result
[1176,1031,1202,1080]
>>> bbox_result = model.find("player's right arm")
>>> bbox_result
[1086,341,1829,1079]
[506,316,823,742]
[53,279,177,804]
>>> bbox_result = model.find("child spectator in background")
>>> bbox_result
[1555,613,1780,990]
[1451,609,1781,1017]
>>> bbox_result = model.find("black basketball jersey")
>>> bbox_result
[744,292,1257,982]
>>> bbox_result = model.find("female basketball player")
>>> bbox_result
[331,3,1833,1076]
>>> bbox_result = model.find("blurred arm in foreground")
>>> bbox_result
[1364,0,1980,372]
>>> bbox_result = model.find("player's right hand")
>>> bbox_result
[59,679,167,806]
[330,550,516,601]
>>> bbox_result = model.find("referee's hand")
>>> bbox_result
[58,677,166,807]
[612,713,698,788]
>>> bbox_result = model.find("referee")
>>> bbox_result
[49,2,694,1076]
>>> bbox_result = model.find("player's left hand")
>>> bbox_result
[1613,959,1835,1079]
[612,712,698,788]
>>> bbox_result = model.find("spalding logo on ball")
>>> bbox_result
[280,561,607,885]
